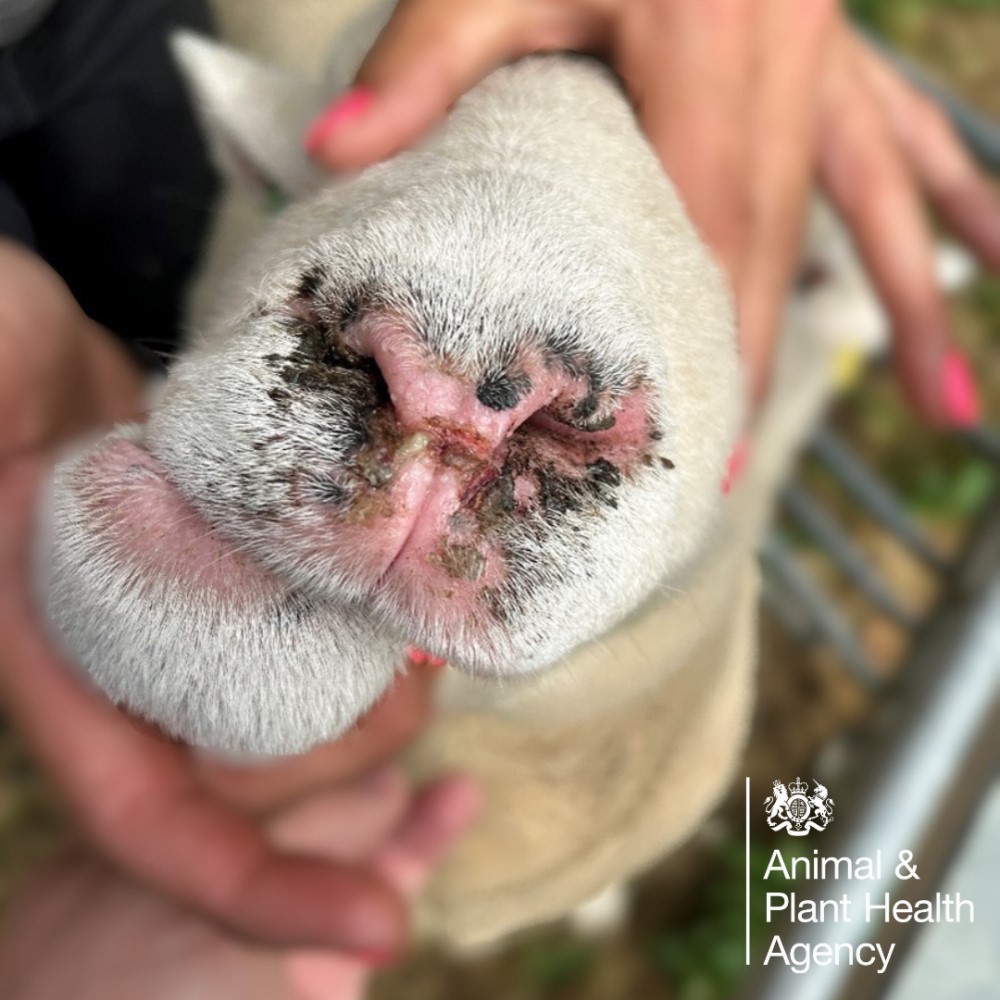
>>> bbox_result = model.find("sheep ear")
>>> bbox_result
[170,30,325,202]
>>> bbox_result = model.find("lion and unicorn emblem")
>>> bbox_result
[766,777,835,836]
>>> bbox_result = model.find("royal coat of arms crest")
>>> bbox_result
[765,777,835,836]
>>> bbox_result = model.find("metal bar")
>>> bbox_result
[861,30,1000,171]
[808,427,947,574]
[750,571,1000,1000]
[760,571,820,644]
[781,484,917,628]
[760,534,881,689]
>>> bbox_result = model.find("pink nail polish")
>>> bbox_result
[722,435,750,495]
[304,88,374,154]
[426,655,447,669]
[941,348,981,428]
[405,644,428,665]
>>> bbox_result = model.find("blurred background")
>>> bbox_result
[1,1,998,998]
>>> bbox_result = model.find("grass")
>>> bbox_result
[850,0,1000,32]
[646,837,812,1000]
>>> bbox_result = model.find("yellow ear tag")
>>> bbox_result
[832,344,866,391]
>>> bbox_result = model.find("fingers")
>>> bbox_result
[277,773,481,905]
[307,0,613,172]
[0,456,50,595]
[285,951,370,1000]
[738,0,838,405]
[0,242,143,461]
[0,600,409,957]
[853,34,1000,272]
[266,766,411,862]
[817,40,974,425]
[0,242,95,457]
[405,645,447,667]
[195,659,437,813]
[80,318,146,429]
[372,773,483,895]
[307,0,524,171]
[620,0,755,286]
[0,443,438,960]
[284,774,482,992]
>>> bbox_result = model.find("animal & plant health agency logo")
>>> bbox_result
[765,777,834,836]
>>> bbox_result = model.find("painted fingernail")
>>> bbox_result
[722,435,751,495]
[941,348,981,427]
[304,88,374,155]
[406,646,447,668]
[405,645,428,665]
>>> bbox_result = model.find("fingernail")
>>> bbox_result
[407,646,446,668]
[304,88,374,155]
[722,434,751,495]
[941,348,981,427]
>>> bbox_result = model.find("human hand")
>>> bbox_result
[0,239,144,458]
[0,461,448,959]
[305,0,999,426]
[0,241,451,960]
[0,766,480,1000]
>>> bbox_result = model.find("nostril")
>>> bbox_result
[526,404,619,440]
[359,329,528,447]
[341,319,642,455]
[535,407,617,435]
[280,317,391,404]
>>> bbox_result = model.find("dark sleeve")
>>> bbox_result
[0,0,220,369]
